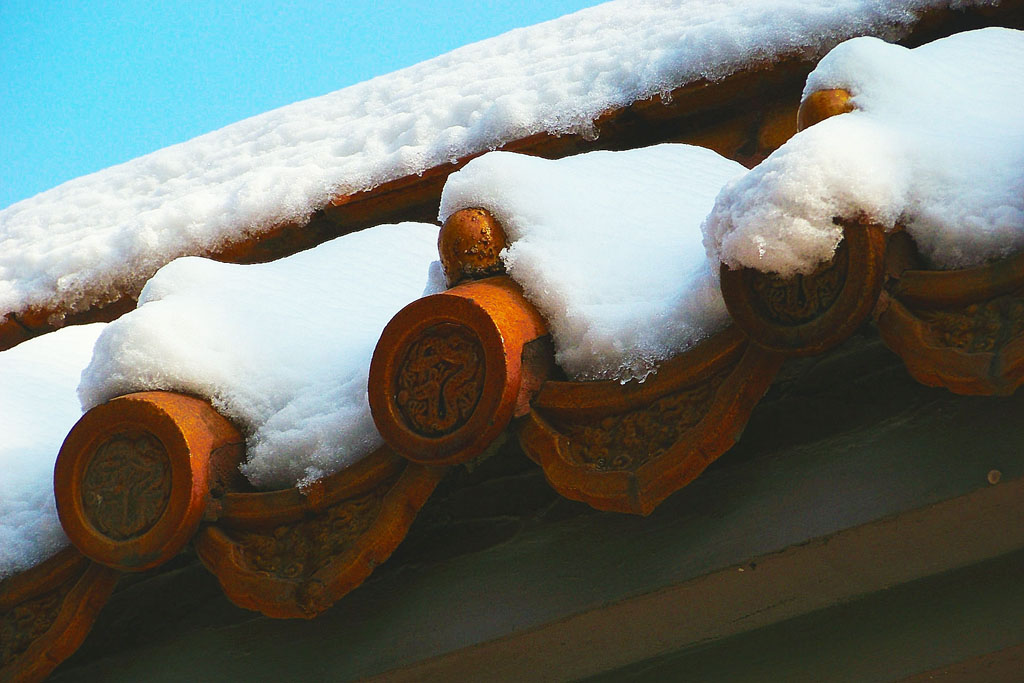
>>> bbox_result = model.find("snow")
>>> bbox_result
[0,323,105,580]
[440,145,746,382]
[78,223,444,491]
[0,0,992,325]
[704,28,1024,276]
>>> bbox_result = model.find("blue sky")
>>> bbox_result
[0,1,602,209]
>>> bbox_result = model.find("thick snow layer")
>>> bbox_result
[0,323,105,579]
[440,145,746,382]
[0,0,991,322]
[79,223,443,490]
[705,28,1024,276]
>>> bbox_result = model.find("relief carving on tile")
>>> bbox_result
[81,434,172,541]
[394,323,485,437]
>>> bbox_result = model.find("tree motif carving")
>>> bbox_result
[550,368,731,472]
[394,323,485,437]
[0,579,72,665]
[914,288,1024,353]
[82,434,171,540]
[234,483,391,579]
[747,239,848,326]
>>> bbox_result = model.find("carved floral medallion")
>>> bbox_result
[747,238,848,326]
[81,434,172,540]
[394,323,485,437]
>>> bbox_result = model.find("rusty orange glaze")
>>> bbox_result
[54,391,244,572]
[1,549,120,683]
[369,276,549,466]
[877,241,1024,396]
[195,457,444,619]
[438,208,509,287]
[797,88,854,131]
[720,221,887,356]
[888,248,1024,309]
[213,447,406,530]
[521,337,784,515]
[532,326,747,422]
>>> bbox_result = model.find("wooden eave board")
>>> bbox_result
[590,547,1024,682]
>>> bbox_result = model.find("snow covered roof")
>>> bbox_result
[0,323,104,579]
[2,223,439,578]
[79,223,443,490]
[440,144,744,382]
[704,27,1024,276]
[0,0,1002,344]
